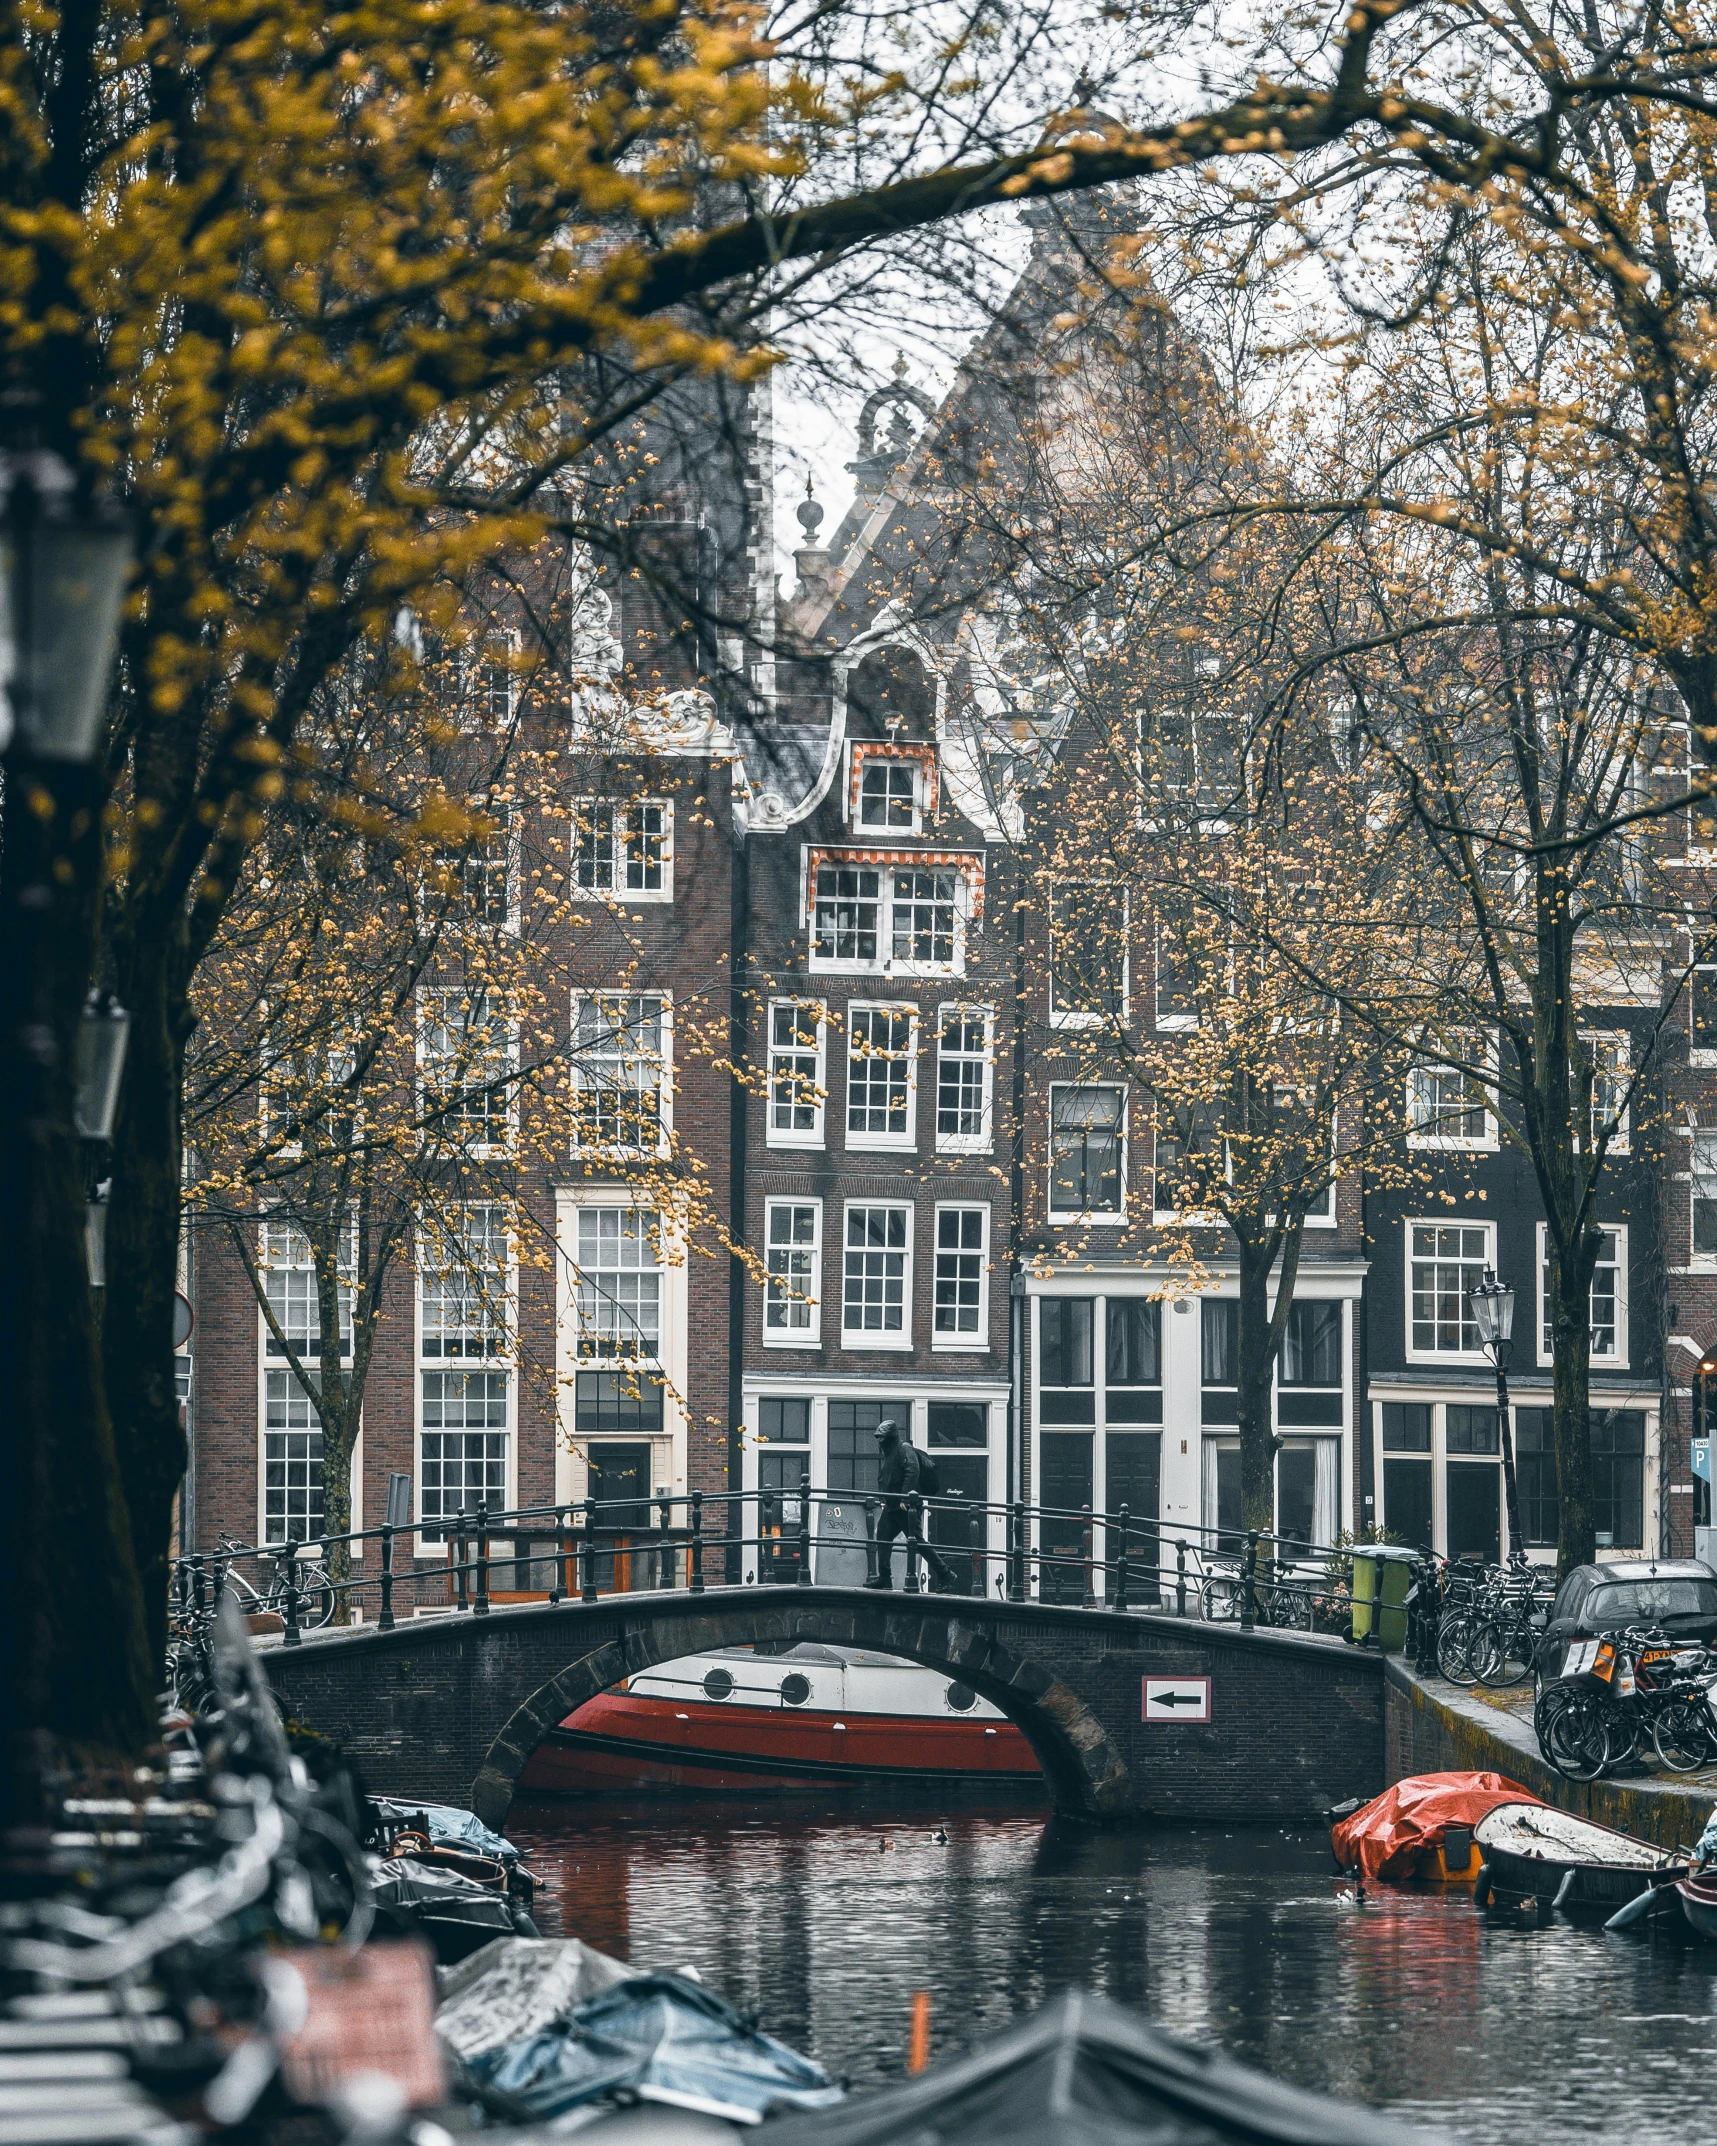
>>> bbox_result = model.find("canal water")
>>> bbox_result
[509,1796,1717,2145]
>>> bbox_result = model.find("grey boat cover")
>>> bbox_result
[467,1973,842,2125]
[757,1990,1455,2146]
[370,1855,516,1936]
[437,1937,637,2061]
[371,1797,523,1865]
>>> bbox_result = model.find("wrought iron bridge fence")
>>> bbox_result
[172,1485,1363,1649]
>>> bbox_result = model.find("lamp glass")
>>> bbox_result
[17,518,131,760]
[1470,1275,1515,1348]
[74,995,130,1141]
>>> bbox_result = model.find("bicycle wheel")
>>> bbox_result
[1653,1699,1714,1774]
[1484,1615,1536,1688]
[1544,1689,1614,1781]
[1437,1613,1480,1686]
[1201,1576,1242,1622]
[1270,1582,1315,1631]
[1467,1619,1507,1686]
[296,1564,338,1628]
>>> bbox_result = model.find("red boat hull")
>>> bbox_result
[518,1691,1041,1796]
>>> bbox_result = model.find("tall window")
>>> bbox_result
[1049,886,1128,1024]
[1038,1298,1094,1422]
[1695,1129,1717,1263]
[572,1207,662,1360]
[259,1218,353,1542]
[847,1007,916,1145]
[842,1203,911,1344]
[763,1200,822,1341]
[572,799,671,898]
[431,807,512,928]
[1408,1222,1491,1356]
[766,1001,825,1146]
[1279,1300,1343,1426]
[936,1005,992,1151]
[1049,1085,1124,1217]
[1153,910,1201,1030]
[1408,1038,1495,1147]
[419,1205,511,1532]
[419,990,514,1151]
[1538,1224,1625,1364]
[1106,1299,1162,1423]
[1201,1299,1238,1424]
[1582,1033,1631,1154]
[1695,961,1717,1061]
[469,632,514,729]
[933,1206,988,1342]
[572,993,668,1152]
[1154,1100,1224,1219]
[810,861,969,974]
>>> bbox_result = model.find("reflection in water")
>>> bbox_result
[509,1799,1717,2145]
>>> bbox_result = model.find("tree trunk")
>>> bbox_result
[100,925,189,1681]
[1551,1238,1598,1579]
[1234,1244,1277,1538]
[319,1367,357,1624]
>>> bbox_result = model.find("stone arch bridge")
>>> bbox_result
[262,1587,1384,1826]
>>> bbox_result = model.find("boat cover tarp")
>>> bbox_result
[755,1989,1453,2146]
[467,1973,843,2126]
[1332,1772,1543,1882]
[436,1937,637,2061]
[371,1796,523,1866]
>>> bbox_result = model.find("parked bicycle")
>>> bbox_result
[1534,1624,1714,1780]
[207,1531,339,1629]
[1200,1551,1320,1630]
[1435,1559,1552,1688]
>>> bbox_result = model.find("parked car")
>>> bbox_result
[1534,1560,1717,1689]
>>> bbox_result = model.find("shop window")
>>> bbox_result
[1201,1299,1238,1424]
[1039,1298,1094,1423]
[1515,1407,1557,1547]
[1381,1402,1433,1551]
[1593,1409,1645,1548]
[826,1397,911,1494]
[1279,1300,1342,1426]
[1105,1299,1163,1424]
[1038,1431,1093,1604]
[1107,1431,1161,1603]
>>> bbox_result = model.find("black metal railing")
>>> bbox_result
[174,1488,1366,1649]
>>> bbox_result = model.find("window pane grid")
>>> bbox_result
[1539,1229,1621,1358]
[859,762,916,827]
[264,1371,325,1541]
[848,1008,913,1138]
[574,800,667,893]
[421,1369,509,1527]
[814,866,880,963]
[573,993,666,1150]
[768,1003,823,1135]
[420,991,512,1146]
[1050,1085,1123,1214]
[765,1202,820,1332]
[891,870,957,966]
[933,1207,986,1335]
[574,1207,663,1359]
[420,1206,508,1360]
[937,1008,990,1144]
[844,1205,909,1334]
[1409,1224,1488,1352]
[811,861,966,973]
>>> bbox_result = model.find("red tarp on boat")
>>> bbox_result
[1332,1772,1544,1881]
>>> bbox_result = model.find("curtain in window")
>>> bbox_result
[1314,1437,1339,1547]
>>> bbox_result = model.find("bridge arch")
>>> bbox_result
[470,1595,1131,1827]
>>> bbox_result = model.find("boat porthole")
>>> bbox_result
[946,1681,978,1712]
[703,1668,736,1700]
[780,1673,812,1706]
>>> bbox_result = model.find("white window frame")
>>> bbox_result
[1693,1127,1717,1269]
[850,749,925,835]
[429,801,520,935]
[1048,1082,1128,1223]
[1049,884,1130,1030]
[934,1003,993,1154]
[1695,963,1717,1070]
[570,990,673,1158]
[415,1202,516,1540]
[568,1204,667,1367]
[806,855,975,978]
[416,988,518,1157]
[1407,1032,1499,1151]
[256,1213,358,1551]
[1153,914,1200,1032]
[763,1198,823,1345]
[1581,1030,1632,1156]
[570,796,675,904]
[840,1200,914,1351]
[766,999,827,1150]
[845,1002,918,1152]
[932,1203,990,1349]
[1404,1217,1496,1365]
[1152,1100,1225,1226]
[466,628,516,732]
[1536,1221,1628,1367]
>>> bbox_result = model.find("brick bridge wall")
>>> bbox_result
[263,1587,1385,1825]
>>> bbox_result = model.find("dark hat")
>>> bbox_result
[873,1418,899,1440]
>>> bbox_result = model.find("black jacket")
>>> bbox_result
[877,1439,921,1498]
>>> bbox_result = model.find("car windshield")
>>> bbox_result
[1587,1579,1717,1626]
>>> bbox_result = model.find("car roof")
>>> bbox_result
[1584,1562,1717,1583]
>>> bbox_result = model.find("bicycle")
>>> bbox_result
[213,1531,339,1629]
[1200,1552,1318,1630]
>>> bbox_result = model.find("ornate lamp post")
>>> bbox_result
[1469,1267,1528,1568]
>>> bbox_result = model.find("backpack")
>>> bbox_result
[915,1448,942,1497]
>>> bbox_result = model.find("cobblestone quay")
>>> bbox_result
[263,1587,1385,1824]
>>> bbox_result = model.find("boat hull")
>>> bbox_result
[1676,1876,1717,1939]
[518,1691,1041,1797]
[1475,1803,1684,1911]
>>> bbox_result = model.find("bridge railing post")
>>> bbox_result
[1175,1538,1188,1619]
[212,1553,228,1609]
[690,1490,705,1593]
[1081,1504,1096,1608]
[550,1506,566,1606]
[453,1515,469,1612]
[190,1555,206,1617]
[581,1498,598,1603]
[281,1538,301,1647]
[1240,1529,1259,1632]
[474,1502,491,1616]
[656,1489,672,1589]
[1008,1500,1025,1602]
[379,1522,396,1631]
[970,1500,985,1598]
[1113,1504,1129,1613]
[797,1472,812,1585]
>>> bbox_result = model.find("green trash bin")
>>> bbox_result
[1350,1544,1417,1650]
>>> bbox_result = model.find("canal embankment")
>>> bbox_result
[1385,1654,1717,1850]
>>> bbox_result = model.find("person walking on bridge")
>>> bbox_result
[865,1419,956,1592]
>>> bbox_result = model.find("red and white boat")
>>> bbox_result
[518,1643,1042,1796]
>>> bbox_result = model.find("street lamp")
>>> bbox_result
[0,450,132,759]
[1469,1267,1528,1567]
[74,992,131,1290]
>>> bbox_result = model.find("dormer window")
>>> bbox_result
[860,759,918,829]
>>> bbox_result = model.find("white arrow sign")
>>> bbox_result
[1143,1676,1211,1723]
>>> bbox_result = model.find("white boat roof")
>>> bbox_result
[1475,1803,1679,1870]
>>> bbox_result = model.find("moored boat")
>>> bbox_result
[1475,1802,1685,1910]
[1331,1772,1542,1885]
[518,1643,1041,1796]
[1674,1872,1717,1938]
